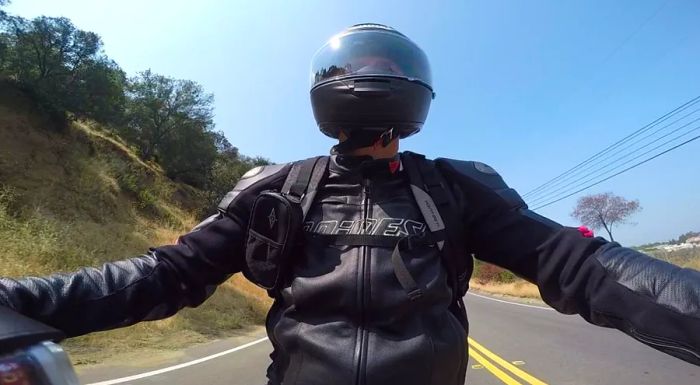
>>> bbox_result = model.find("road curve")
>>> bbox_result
[464,293,699,384]
[77,292,700,384]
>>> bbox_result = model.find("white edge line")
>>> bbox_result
[467,292,555,311]
[85,337,269,385]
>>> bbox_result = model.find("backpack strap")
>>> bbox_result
[281,156,329,219]
[402,152,470,327]
[412,153,470,290]
[401,153,447,249]
[257,156,327,298]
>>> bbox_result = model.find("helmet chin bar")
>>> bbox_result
[311,78,432,140]
[331,127,396,155]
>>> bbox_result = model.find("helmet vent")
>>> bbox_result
[349,23,394,31]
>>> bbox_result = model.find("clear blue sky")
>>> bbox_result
[8,0,700,246]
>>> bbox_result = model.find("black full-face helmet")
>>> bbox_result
[310,24,434,143]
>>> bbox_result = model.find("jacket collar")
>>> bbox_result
[330,154,403,180]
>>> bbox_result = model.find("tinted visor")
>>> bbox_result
[310,29,432,90]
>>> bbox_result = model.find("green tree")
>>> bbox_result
[125,70,214,161]
[5,17,101,83]
[196,131,270,212]
[0,33,8,72]
[158,124,219,188]
[675,231,700,245]
[69,57,127,124]
[0,7,269,194]
[0,1,10,19]
[201,148,270,214]
[0,1,8,70]
[0,15,126,125]
[124,70,228,188]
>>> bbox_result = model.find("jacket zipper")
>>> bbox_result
[354,178,371,385]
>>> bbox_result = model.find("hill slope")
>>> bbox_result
[0,84,271,366]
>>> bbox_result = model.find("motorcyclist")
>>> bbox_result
[1,23,699,385]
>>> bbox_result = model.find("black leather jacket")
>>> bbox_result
[1,154,699,385]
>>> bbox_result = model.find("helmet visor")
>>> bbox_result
[310,29,432,90]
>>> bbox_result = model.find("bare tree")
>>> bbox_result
[571,192,641,242]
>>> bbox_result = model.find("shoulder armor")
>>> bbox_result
[217,163,290,213]
[436,158,526,210]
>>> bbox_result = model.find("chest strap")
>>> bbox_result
[305,233,435,248]
[305,232,435,301]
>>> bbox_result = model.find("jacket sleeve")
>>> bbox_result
[437,158,700,366]
[0,163,290,337]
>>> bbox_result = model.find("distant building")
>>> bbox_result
[687,236,700,244]
[659,243,695,252]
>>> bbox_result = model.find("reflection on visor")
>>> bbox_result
[353,56,405,76]
[310,30,432,89]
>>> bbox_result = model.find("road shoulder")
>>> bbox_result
[468,288,548,307]
[76,325,268,384]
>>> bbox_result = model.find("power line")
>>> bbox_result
[595,0,669,68]
[527,115,700,206]
[529,124,700,207]
[553,1,670,119]
[523,95,700,198]
[522,95,700,198]
[525,107,700,203]
[531,131,700,211]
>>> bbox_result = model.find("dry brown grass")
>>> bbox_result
[74,121,164,175]
[470,280,542,299]
[686,258,700,271]
[0,96,270,367]
[226,274,274,309]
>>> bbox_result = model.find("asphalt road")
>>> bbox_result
[77,292,700,385]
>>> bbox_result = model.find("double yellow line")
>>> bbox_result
[467,337,548,385]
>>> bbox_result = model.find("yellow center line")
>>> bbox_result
[468,348,523,385]
[468,337,549,385]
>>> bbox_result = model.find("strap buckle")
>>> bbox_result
[380,127,396,147]
[407,289,424,301]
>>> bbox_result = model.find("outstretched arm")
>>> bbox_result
[437,158,700,366]
[0,163,290,337]
[0,210,244,337]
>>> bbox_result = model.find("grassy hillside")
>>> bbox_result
[639,247,700,270]
[470,260,540,299]
[0,85,271,366]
